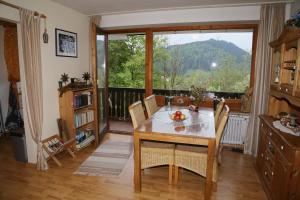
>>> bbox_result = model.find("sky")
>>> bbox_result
[155,32,253,53]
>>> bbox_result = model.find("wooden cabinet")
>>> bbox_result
[270,27,300,98]
[59,87,98,150]
[257,116,300,200]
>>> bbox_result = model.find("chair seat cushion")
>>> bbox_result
[175,144,208,153]
[142,141,174,149]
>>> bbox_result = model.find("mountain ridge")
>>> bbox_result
[164,39,251,72]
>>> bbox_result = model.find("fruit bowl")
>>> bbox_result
[170,110,186,122]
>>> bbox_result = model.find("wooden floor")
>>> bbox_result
[109,119,133,133]
[0,133,267,200]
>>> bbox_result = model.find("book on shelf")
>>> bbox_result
[73,91,93,108]
[76,132,95,150]
[75,129,94,144]
[75,128,95,149]
[74,110,94,128]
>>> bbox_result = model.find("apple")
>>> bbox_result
[180,114,185,120]
[171,114,175,120]
[175,111,182,116]
[175,115,180,121]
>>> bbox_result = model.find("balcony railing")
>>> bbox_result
[106,87,244,121]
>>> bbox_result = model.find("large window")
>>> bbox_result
[153,30,253,93]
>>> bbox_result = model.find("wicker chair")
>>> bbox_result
[214,98,225,126]
[144,95,160,117]
[129,101,175,184]
[174,105,229,185]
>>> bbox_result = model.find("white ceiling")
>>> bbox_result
[51,0,291,15]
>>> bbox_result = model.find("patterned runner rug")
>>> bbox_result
[74,137,133,177]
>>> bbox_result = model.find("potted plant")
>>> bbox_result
[189,85,206,111]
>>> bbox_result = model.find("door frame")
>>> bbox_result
[95,28,109,140]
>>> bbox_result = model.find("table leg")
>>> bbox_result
[205,139,216,200]
[134,133,141,192]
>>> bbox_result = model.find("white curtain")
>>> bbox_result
[20,8,48,170]
[244,4,285,155]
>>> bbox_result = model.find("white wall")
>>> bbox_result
[0,25,10,124]
[0,0,90,163]
[100,5,261,29]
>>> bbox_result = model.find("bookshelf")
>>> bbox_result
[59,87,98,150]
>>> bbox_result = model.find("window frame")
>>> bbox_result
[102,23,258,110]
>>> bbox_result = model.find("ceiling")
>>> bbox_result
[51,0,291,15]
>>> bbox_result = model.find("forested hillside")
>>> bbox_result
[167,39,250,72]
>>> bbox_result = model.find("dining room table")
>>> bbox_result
[133,105,216,200]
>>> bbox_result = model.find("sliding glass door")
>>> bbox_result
[96,33,108,135]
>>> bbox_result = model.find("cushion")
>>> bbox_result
[142,141,174,149]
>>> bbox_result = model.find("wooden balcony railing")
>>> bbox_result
[107,87,244,121]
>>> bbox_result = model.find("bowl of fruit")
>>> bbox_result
[170,110,186,122]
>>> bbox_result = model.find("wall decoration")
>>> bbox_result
[82,72,91,84]
[55,28,77,57]
[60,73,69,85]
[43,18,48,43]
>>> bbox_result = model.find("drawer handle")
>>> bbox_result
[281,145,284,150]
[269,132,272,136]
[262,123,264,127]
[271,171,274,176]
[261,153,264,158]
[264,171,267,176]
[279,87,282,90]
[286,88,288,92]
[266,157,269,161]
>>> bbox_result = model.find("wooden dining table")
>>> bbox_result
[134,106,216,200]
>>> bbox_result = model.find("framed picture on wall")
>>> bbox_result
[55,28,77,58]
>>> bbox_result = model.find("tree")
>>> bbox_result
[169,46,183,89]
[153,36,170,89]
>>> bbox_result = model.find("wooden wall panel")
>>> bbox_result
[4,26,19,82]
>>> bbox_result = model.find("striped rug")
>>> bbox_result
[74,137,133,177]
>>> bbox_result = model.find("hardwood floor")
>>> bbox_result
[0,134,267,200]
[109,119,133,133]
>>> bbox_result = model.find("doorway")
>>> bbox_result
[96,32,146,134]
[0,20,27,162]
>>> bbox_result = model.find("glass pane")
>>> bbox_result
[97,34,107,133]
[153,30,253,98]
[108,34,146,124]
[108,34,146,88]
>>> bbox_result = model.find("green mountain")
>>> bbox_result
[166,39,251,72]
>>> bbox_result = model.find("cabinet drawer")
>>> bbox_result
[266,129,281,148]
[270,84,280,92]
[277,140,295,163]
[265,149,275,170]
[266,128,295,163]
[266,138,276,157]
[262,164,274,190]
[260,121,268,133]
[278,84,293,95]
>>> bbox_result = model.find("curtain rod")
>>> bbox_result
[0,0,47,18]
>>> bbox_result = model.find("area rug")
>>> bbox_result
[74,136,133,177]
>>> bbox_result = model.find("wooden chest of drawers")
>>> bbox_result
[257,116,300,200]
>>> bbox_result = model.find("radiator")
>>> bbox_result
[221,112,250,145]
